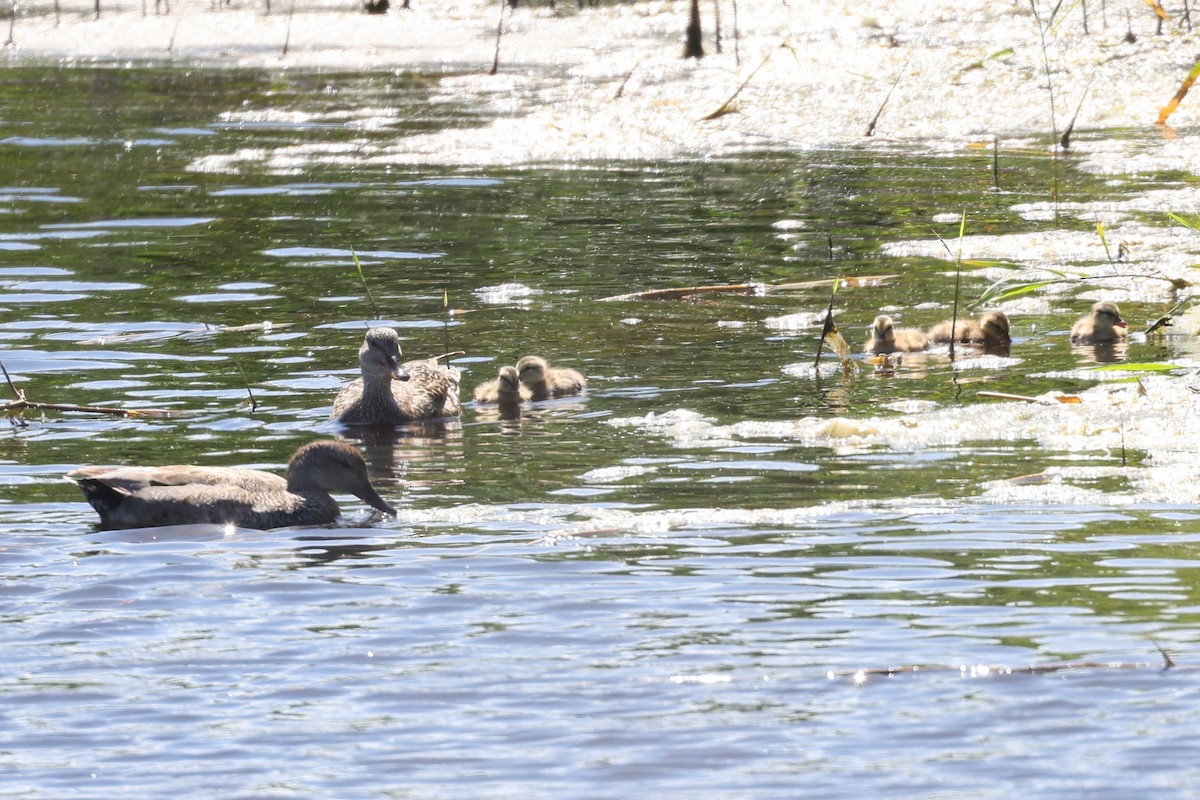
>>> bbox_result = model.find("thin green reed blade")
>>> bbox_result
[351,246,381,320]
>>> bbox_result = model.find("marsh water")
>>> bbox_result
[5,66,1200,797]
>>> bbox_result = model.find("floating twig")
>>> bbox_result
[614,55,648,99]
[828,653,1179,681]
[282,0,295,56]
[489,0,506,75]
[699,45,775,120]
[1060,72,1096,149]
[0,361,183,422]
[865,47,917,137]
[977,390,1081,404]
[598,276,897,302]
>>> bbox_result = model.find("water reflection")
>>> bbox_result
[4,65,1200,798]
[336,421,466,489]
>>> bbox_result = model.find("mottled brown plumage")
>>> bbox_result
[515,355,587,400]
[1070,301,1127,344]
[865,315,928,354]
[331,327,461,425]
[68,440,395,530]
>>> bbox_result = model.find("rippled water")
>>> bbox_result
[5,67,1200,797]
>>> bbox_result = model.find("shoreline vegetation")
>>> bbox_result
[1,0,1199,165]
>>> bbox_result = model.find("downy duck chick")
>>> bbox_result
[978,310,1012,348]
[331,327,462,425]
[927,317,984,345]
[68,440,395,530]
[515,355,587,400]
[865,314,928,354]
[1070,301,1127,344]
[473,365,531,404]
[927,311,1012,349]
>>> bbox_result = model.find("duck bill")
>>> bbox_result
[357,485,396,516]
[1115,320,1128,329]
[391,365,411,382]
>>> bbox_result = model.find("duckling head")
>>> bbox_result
[980,310,1011,344]
[870,315,896,346]
[360,327,410,382]
[516,355,549,386]
[498,365,521,393]
[1093,301,1127,331]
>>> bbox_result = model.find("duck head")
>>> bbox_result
[360,327,410,382]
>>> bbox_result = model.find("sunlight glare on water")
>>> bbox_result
[2,63,1200,798]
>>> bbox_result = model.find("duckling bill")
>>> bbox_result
[69,440,395,530]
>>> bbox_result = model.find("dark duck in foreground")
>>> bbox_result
[331,327,461,425]
[69,440,395,530]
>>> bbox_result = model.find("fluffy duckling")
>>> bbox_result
[978,310,1012,348]
[473,365,531,404]
[1070,301,1127,344]
[865,315,928,354]
[331,327,461,425]
[68,440,395,530]
[515,355,587,400]
[927,317,985,345]
[928,311,1012,348]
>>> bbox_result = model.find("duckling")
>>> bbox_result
[68,440,395,530]
[927,317,985,345]
[1070,301,1127,344]
[978,310,1012,349]
[515,355,587,400]
[865,315,928,354]
[928,310,1012,352]
[473,365,531,404]
[331,327,461,425]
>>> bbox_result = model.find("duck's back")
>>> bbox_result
[546,366,587,397]
[394,359,462,420]
[70,476,338,530]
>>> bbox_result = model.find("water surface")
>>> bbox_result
[3,67,1200,798]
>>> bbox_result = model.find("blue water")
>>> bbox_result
[2,66,1200,798]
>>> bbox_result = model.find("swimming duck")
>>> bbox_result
[929,311,1012,349]
[978,310,1012,348]
[68,440,395,530]
[1070,301,1127,344]
[515,355,587,400]
[927,317,985,345]
[331,327,461,425]
[473,365,530,404]
[865,314,928,354]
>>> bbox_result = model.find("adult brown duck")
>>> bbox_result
[515,355,587,400]
[331,327,461,425]
[1070,301,1127,344]
[865,314,928,354]
[68,440,395,530]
